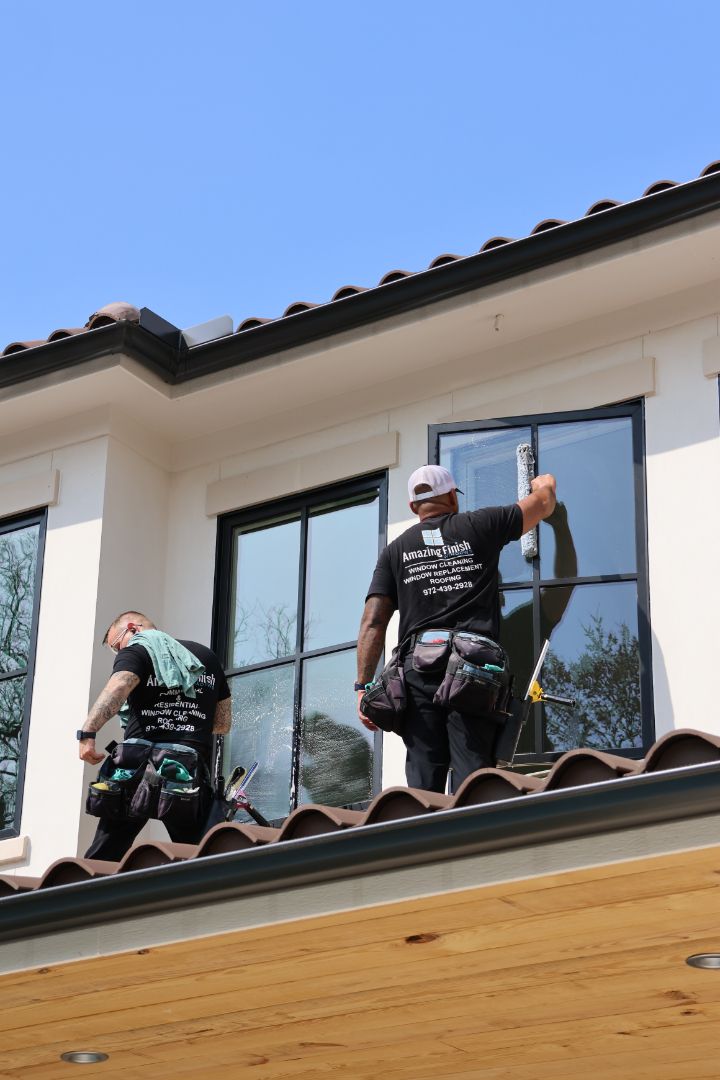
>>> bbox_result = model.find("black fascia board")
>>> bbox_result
[4,172,720,393]
[180,171,720,382]
[0,321,180,391]
[1,761,719,945]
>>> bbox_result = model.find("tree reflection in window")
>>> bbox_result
[0,520,42,831]
[218,479,385,819]
[437,404,651,759]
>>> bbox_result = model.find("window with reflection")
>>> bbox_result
[433,403,651,761]
[215,476,386,821]
[0,512,45,836]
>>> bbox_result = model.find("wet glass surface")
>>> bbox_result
[227,664,295,822]
[0,675,26,829]
[540,581,641,751]
[305,496,379,651]
[299,649,373,807]
[229,518,301,667]
[0,524,39,674]
[499,588,535,756]
[539,418,636,579]
[440,426,533,584]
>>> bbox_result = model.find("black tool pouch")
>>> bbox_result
[412,629,453,672]
[85,738,154,820]
[127,760,162,821]
[360,649,407,735]
[152,743,206,830]
[433,633,512,721]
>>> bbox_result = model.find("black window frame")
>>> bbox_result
[0,508,47,839]
[430,399,653,763]
[213,472,388,811]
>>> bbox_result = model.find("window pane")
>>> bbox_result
[227,665,295,822]
[229,518,301,667]
[540,581,641,752]
[0,675,26,829]
[299,649,373,807]
[499,588,535,756]
[0,523,39,674]
[539,418,636,578]
[305,496,379,651]
[440,427,533,584]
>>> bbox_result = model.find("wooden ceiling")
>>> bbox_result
[2,845,720,1079]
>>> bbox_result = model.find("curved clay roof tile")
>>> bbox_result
[378,270,412,286]
[331,285,367,301]
[700,160,720,177]
[2,340,46,356]
[531,218,566,234]
[642,180,677,197]
[47,328,86,342]
[428,254,461,269]
[282,301,318,317]
[85,301,140,330]
[479,236,514,252]
[585,198,620,215]
[236,316,272,332]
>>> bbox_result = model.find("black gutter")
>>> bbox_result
[184,171,720,383]
[4,171,720,393]
[0,321,178,392]
[1,762,719,945]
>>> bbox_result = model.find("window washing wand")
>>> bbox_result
[222,761,272,828]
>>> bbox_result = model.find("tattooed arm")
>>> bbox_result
[78,671,141,764]
[212,696,232,735]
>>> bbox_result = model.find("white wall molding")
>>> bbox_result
[0,835,29,869]
[206,431,399,516]
[442,355,655,423]
[0,469,59,518]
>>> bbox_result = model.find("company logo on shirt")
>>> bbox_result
[403,537,473,563]
[421,527,444,546]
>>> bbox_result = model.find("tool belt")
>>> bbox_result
[86,738,210,830]
[359,645,408,735]
[412,628,513,722]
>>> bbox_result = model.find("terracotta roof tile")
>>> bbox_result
[642,728,720,772]
[278,804,365,841]
[1,728,719,899]
[6,162,720,355]
[530,218,566,234]
[453,767,544,806]
[197,821,280,856]
[543,748,642,790]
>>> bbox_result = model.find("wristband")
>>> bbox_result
[76,730,97,741]
[354,682,368,692]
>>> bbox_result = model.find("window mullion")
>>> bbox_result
[290,507,310,813]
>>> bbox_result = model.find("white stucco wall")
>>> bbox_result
[11,438,109,876]
[1,260,719,876]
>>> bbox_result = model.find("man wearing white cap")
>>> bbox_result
[356,464,556,792]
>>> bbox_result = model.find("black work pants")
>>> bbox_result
[84,788,211,863]
[402,656,497,794]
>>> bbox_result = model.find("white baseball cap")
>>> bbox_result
[407,465,463,502]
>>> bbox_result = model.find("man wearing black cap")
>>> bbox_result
[356,464,556,793]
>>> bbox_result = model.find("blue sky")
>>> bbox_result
[2,0,719,347]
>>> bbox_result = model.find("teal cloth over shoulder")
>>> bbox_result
[117,629,205,727]
[127,629,205,696]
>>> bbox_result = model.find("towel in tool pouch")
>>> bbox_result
[87,738,209,830]
[433,632,513,720]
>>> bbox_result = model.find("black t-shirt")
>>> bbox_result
[113,639,230,763]
[367,504,523,643]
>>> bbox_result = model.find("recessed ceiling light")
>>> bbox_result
[60,1051,109,1064]
[686,953,720,969]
